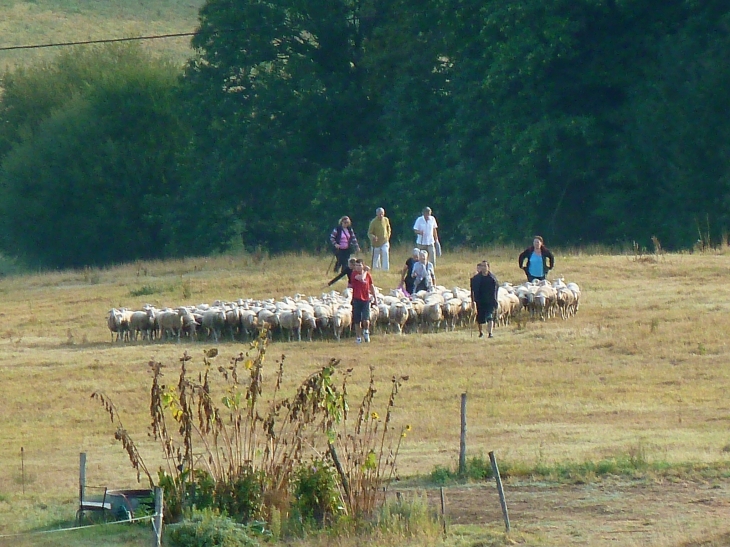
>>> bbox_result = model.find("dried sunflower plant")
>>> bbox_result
[329,366,410,516]
[92,329,409,525]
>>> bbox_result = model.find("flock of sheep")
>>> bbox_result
[106,278,581,344]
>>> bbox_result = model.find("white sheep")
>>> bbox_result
[157,309,183,342]
[106,308,126,343]
[300,310,318,342]
[278,309,303,342]
[388,301,409,335]
[422,302,443,333]
[566,282,581,314]
[129,308,156,341]
[202,308,226,343]
[333,305,352,341]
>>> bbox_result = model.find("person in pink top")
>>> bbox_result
[329,216,360,273]
[350,259,377,343]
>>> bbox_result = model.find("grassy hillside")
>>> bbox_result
[0,0,205,71]
[0,246,729,543]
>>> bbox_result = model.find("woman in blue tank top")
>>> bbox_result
[517,236,555,282]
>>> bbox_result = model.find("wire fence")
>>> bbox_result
[0,512,161,546]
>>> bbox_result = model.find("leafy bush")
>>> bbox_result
[166,509,262,547]
[129,285,159,297]
[291,459,343,527]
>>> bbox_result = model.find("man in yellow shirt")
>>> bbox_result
[368,207,392,270]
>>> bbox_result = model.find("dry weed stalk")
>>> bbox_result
[333,366,409,516]
[90,391,154,487]
[93,328,408,521]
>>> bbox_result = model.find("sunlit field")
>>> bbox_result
[0,245,730,544]
[0,0,204,71]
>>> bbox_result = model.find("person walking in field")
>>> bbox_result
[350,259,377,343]
[327,257,358,287]
[518,235,555,282]
[368,207,392,270]
[470,260,499,338]
[413,206,440,265]
[399,248,421,296]
[330,216,359,274]
[411,250,436,293]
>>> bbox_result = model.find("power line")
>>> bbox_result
[0,32,198,52]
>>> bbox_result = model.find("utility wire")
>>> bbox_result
[0,31,198,52]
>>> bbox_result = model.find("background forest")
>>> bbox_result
[1,0,729,268]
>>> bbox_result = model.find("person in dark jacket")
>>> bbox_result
[399,248,421,296]
[518,235,555,282]
[328,257,357,287]
[330,216,359,273]
[470,261,499,338]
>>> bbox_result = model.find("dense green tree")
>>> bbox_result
[184,0,385,251]
[4,0,730,268]
[600,7,730,248]
[0,46,194,268]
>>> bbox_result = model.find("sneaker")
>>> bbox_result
[363,330,370,343]
[488,333,494,338]
[478,332,484,338]
[356,337,362,344]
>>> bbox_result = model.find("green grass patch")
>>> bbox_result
[128,283,175,297]
[426,455,730,486]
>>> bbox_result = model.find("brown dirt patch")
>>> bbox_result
[397,478,730,546]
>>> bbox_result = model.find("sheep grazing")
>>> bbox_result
[239,309,259,339]
[224,307,241,341]
[157,309,183,342]
[202,308,226,343]
[566,282,581,314]
[107,308,127,343]
[300,310,318,342]
[376,301,390,332]
[313,304,333,337]
[129,308,156,341]
[441,298,462,331]
[556,287,576,319]
[257,309,280,335]
[278,308,303,342]
[387,301,408,335]
[179,308,198,340]
[107,275,582,344]
[333,305,352,341]
[421,301,443,333]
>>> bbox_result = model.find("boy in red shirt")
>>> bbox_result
[350,259,377,343]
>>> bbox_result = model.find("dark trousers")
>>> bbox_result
[334,248,352,273]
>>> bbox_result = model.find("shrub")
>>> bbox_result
[129,285,158,297]
[291,459,343,527]
[166,509,262,547]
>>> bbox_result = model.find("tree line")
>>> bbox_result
[1,0,729,268]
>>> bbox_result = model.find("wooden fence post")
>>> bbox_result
[489,451,510,533]
[459,393,467,476]
[78,452,86,523]
[440,486,447,535]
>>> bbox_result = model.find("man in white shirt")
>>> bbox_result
[413,206,440,265]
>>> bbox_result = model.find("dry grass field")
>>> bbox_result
[0,246,730,546]
[0,0,204,71]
